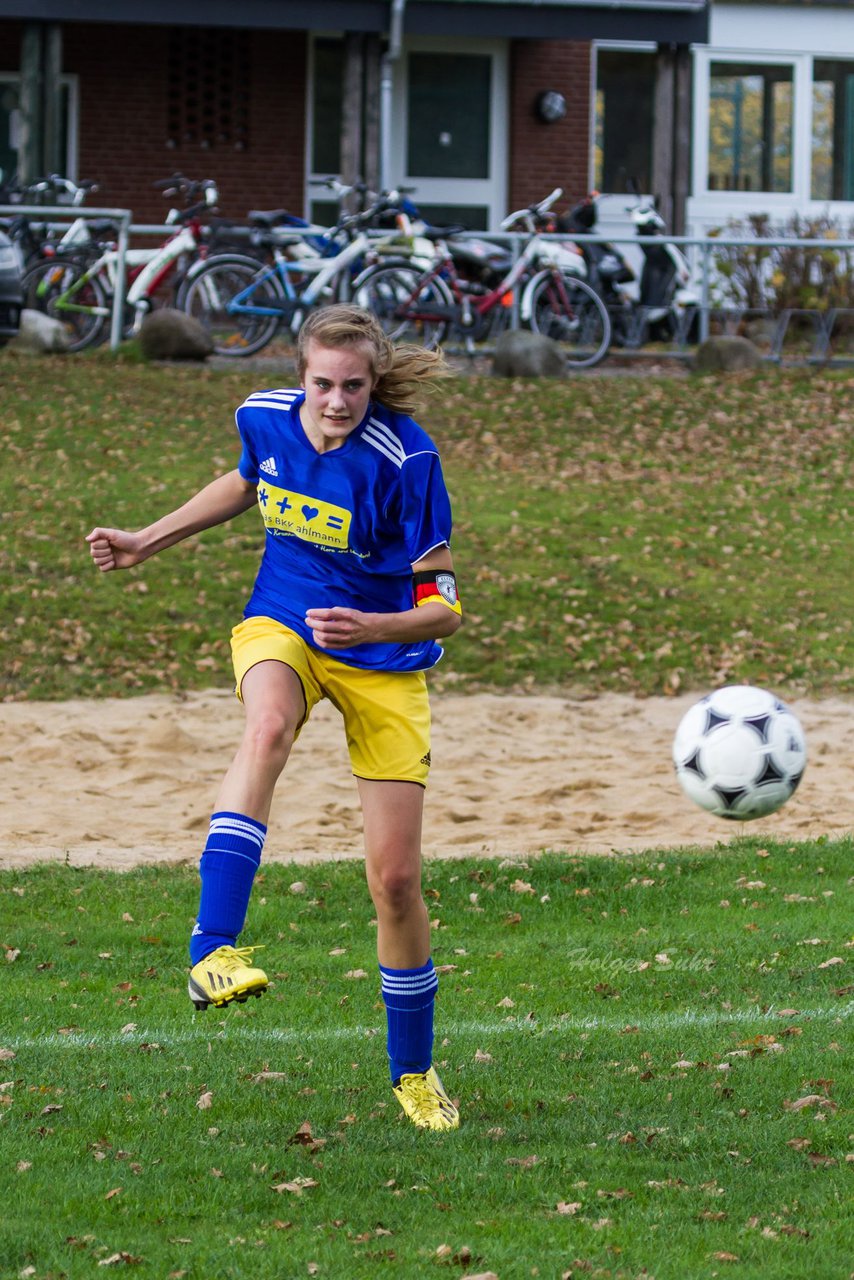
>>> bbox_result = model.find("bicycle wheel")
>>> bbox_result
[177,254,287,356]
[22,258,109,352]
[528,272,611,369]
[352,262,453,349]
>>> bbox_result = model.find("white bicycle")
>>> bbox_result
[21,175,218,352]
[176,179,434,357]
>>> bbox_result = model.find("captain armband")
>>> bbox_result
[412,569,462,616]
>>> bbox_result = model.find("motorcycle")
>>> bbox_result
[558,191,699,347]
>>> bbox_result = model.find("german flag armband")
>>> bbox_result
[412,569,462,616]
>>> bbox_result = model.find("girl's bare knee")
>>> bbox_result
[242,710,298,769]
[368,862,422,917]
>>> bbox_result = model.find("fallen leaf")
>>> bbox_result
[474,1049,493,1064]
[344,969,369,980]
[287,1121,326,1153]
[786,1137,811,1151]
[104,1187,122,1200]
[497,996,516,1008]
[510,879,535,894]
[556,1201,582,1215]
[271,1177,319,1194]
[196,1091,213,1110]
[785,1094,833,1112]
[506,1154,539,1168]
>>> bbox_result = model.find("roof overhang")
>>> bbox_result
[0,0,710,43]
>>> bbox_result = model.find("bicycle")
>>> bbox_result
[176,179,434,357]
[1,174,109,272]
[20,175,219,352]
[353,189,612,369]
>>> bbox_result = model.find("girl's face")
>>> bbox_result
[299,339,377,453]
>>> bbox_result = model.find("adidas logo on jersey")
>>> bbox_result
[259,456,279,476]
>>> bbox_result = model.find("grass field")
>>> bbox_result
[0,351,852,1277]
[1,840,851,1279]
[1,350,852,701]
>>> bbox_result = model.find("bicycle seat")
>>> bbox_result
[89,219,118,237]
[248,209,310,229]
[423,224,468,241]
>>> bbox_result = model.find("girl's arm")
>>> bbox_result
[305,547,463,649]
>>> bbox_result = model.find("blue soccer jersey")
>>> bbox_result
[234,388,454,672]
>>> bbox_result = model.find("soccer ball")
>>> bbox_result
[673,685,807,820]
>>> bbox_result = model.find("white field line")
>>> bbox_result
[5,1002,852,1053]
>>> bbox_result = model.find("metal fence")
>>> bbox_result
[4,205,853,365]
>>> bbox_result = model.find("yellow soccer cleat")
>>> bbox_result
[187,945,268,1010]
[392,1065,460,1131]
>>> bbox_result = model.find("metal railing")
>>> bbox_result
[0,203,132,350]
[4,207,853,364]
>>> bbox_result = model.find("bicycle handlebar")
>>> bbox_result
[500,187,563,232]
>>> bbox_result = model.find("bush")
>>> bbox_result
[711,211,854,311]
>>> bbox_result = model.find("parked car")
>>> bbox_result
[0,228,23,344]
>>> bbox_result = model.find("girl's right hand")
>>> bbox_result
[85,527,146,572]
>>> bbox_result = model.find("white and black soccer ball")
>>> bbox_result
[673,685,807,820]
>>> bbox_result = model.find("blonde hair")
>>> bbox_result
[297,304,447,416]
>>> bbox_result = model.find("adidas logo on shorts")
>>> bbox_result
[259,456,279,476]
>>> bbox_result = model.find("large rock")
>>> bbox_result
[694,335,763,373]
[139,308,213,361]
[8,308,71,354]
[492,328,566,378]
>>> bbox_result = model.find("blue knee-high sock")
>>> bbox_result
[189,811,266,965]
[380,958,438,1083]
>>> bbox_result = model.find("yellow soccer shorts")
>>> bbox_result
[230,616,432,786]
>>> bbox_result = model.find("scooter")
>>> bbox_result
[558,191,698,347]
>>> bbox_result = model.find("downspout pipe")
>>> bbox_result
[380,0,406,192]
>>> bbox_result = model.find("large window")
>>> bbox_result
[812,59,854,201]
[708,62,793,193]
[594,48,655,193]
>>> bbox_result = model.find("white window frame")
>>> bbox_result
[0,72,79,181]
[693,48,809,205]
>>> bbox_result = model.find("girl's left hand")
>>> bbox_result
[305,607,375,649]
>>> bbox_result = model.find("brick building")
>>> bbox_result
[0,1,709,230]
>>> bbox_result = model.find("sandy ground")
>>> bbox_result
[1,690,851,869]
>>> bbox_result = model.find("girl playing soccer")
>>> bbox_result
[86,305,463,1130]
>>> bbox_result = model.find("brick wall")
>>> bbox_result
[61,24,307,224]
[3,21,592,228]
[508,40,591,218]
